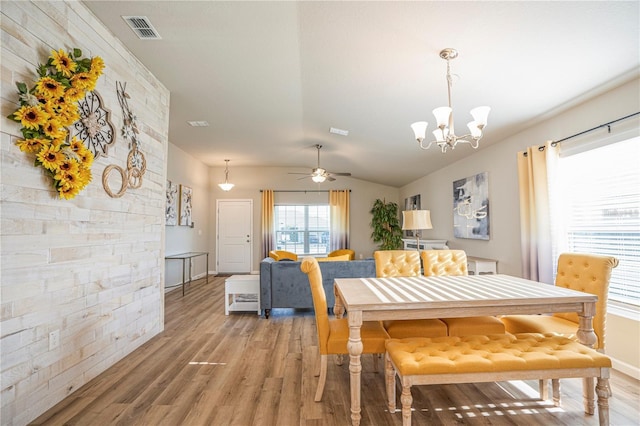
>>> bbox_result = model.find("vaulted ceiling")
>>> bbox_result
[85,1,639,187]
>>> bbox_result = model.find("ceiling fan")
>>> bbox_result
[289,144,351,182]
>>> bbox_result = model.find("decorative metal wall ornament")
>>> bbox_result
[102,81,147,198]
[70,90,115,158]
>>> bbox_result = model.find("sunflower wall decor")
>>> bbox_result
[7,48,104,199]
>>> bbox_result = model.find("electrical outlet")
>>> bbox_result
[49,329,60,350]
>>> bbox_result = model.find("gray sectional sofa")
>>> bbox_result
[259,257,376,318]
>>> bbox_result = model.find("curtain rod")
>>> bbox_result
[259,189,351,193]
[550,111,639,147]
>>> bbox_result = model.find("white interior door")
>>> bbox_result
[217,199,253,273]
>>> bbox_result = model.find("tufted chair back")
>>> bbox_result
[374,250,421,278]
[328,249,355,260]
[301,257,330,354]
[553,253,618,349]
[269,250,298,261]
[421,250,468,276]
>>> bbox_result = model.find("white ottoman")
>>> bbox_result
[225,274,260,315]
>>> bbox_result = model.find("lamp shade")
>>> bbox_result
[402,210,433,231]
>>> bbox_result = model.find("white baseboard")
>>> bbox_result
[611,357,640,380]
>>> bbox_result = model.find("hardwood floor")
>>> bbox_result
[32,276,640,425]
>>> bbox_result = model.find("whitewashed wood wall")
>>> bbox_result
[0,1,169,424]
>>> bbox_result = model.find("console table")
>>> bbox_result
[164,251,209,296]
[402,238,449,250]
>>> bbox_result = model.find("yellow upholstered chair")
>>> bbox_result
[374,250,448,339]
[501,252,618,350]
[421,250,506,336]
[500,252,618,402]
[328,249,355,260]
[300,257,389,402]
[374,250,421,278]
[268,250,298,261]
[316,254,350,262]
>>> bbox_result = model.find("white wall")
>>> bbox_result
[400,77,640,377]
[164,143,210,289]
[1,2,169,424]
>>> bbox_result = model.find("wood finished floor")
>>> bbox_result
[32,276,640,426]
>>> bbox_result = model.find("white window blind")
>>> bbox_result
[553,136,640,306]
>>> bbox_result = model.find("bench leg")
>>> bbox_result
[596,370,611,426]
[583,377,595,415]
[385,353,396,413]
[539,379,549,400]
[552,379,561,406]
[401,382,412,426]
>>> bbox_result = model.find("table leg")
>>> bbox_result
[333,285,345,319]
[347,310,363,426]
[182,258,187,296]
[577,301,597,414]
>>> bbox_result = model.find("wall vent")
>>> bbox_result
[122,16,161,40]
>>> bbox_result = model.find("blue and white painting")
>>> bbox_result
[453,172,490,240]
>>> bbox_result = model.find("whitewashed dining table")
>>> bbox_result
[333,274,599,426]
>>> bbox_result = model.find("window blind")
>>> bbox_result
[554,136,640,306]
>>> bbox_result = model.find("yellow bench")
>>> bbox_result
[385,333,612,426]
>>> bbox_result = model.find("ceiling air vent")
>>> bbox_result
[122,16,161,40]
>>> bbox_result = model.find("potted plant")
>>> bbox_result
[370,199,403,250]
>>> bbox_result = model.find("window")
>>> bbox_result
[274,205,330,255]
[552,136,640,307]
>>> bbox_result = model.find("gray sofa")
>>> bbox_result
[259,257,376,318]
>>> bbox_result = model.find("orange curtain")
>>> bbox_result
[329,190,350,251]
[261,189,275,259]
[517,142,557,283]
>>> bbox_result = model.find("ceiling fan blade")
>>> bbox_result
[297,175,311,180]
[288,172,310,175]
[328,172,351,176]
[326,176,336,182]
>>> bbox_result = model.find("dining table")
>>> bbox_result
[333,274,599,426]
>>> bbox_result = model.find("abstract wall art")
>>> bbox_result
[453,172,490,240]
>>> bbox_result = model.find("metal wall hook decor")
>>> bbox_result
[102,81,147,198]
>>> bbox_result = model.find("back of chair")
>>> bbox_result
[269,250,298,261]
[301,257,330,354]
[328,249,355,260]
[554,253,618,349]
[374,250,420,277]
[421,250,468,277]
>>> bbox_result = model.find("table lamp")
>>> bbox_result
[402,210,433,250]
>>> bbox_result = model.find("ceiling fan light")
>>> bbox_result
[312,174,326,183]
[470,106,490,127]
[410,121,428,142]
[432,107,452,128]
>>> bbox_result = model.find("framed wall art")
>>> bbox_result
[453,172,490,240]
[166,180,177,226]
[179,184,193,226]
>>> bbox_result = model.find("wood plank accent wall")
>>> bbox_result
[0,2,170,425]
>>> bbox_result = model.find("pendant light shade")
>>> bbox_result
[218,159,234,191]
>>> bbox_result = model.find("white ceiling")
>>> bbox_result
[84,1,639,187]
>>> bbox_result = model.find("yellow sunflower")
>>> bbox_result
[35,77,65,99]
[42,118,67,140]
[64,86,85,102]
[78,147,95,168]
[90,56,105,77]
[77,166,93,187]
[50,49,77,77]
[16,138,46,154]
[37,144,65,171]
[69,136,85,153]
[13,105,49,130]
[58,182,81,200]
[70,72,93,91]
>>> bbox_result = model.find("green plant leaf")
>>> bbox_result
[73,48,82,58]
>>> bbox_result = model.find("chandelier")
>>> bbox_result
[411,48,490,153]
[218,159,234,191]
